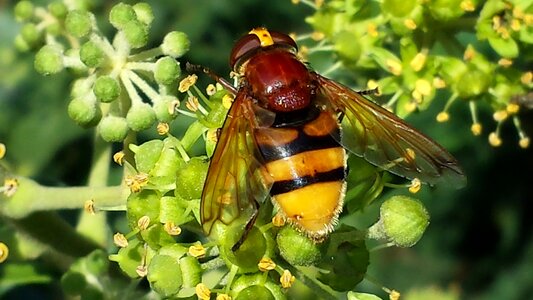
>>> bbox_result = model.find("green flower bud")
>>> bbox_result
[133,2,154,26]
[93,76,120,102]
[68,97,102,127]
[98,116,129,142]
[14,1,34,21]
[428,0,464,21]
[141,224,175,249]
[108,239,144,278]
[20,23,42,47]
[45,21,62,36]
[127,189,161,229]
[276,226,323,266]
[131,139,164,173]
[147,254,182,297]
[333,30,362,68]
[48,1,68,19]
[126,103,156,131]
[455,66,491,99]
[34,45,64,75]
[161,31,190,58]
[381,0,416,17]
[179,256,202,288]
[153,96,179,122]
[368,195,429,247]
[109,3,137,30]
[174,157,209,200]
[65,10,93,38]
[154,57,181,85]
[80,41,105,68]
[221,224,273,273]
[231,274,285,300]
[149,139,185,186]
[14,35,30,52]
[123,20,148,49]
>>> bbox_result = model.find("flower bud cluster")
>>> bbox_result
[15,1,190,142]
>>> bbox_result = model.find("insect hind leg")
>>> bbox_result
[231,198,260,252]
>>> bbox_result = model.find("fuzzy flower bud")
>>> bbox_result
[109,3,137,30]
[80,41,105,68]
[162,31,190,58]
[368,195,430,247]
[93,76,120,103]
[154,57,181,85]
[14,1,34,21]
[68,97,101,127]
[34,45,64,75]
[127,103,156,131]
[65,10,93,38]
[133,3,154,26]
[98,116,129,142]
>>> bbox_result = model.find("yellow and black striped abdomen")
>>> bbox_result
[255,110,346,240]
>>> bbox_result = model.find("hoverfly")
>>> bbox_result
[192,28,466,251]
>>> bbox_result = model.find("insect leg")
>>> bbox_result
[231,198,260,252]
[356,87,380,96]
[186,62,238,95]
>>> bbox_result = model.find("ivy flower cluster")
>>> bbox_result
[295,0,532,148]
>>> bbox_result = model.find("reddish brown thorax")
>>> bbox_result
[230,28,315,112]
[244,50,313,112]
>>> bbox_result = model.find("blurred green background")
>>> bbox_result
[1,1,532,299]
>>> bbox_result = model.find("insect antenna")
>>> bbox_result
[185,62,238,94]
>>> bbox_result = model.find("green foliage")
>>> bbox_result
[1,1,532,300]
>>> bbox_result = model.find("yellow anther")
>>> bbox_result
[222,94,234,109]
[464,45,476,61]
[113,151,125,166]
[0,242,8,263]
[386,59,402,76]
[189,244,206,258]
[178,74,198,93]
[113,232,129,248]
[389,290,401,300]
[404,101,417,113]
[186,96,200,112]
[136,265,147,277]
[460,0,475,11]
[488,132,502,147]
[433,77,446,89]
[311,31,325,41]
[216,294,232,300]
[415,79,432,97]
[519,137,530,149]
[84,199,96,215]
[511,18,521,31]
[280,269,296,288]
[492,15,502,29]
[436,111,449,122]
[498,58,513,67]
[206,84,217,96]
[520,71,532,84]
[493,110,508,122]
[164,222,182,236]
[258,257,277,272]
[196,283,211,300]
[0,143,5,159]
[409,178,421,194]
[471,123,482,136]
[404,18,417,30]
[137,216,151,230]
[125,173,148,193]
[3,178,18,197]
[367,23,379,37]
[410,52,427,72]
[167,99,180,115]
[506,103,520,114]
[249,28,274,47]
[157,122,170,135]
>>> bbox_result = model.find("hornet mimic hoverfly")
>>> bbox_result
[189,28,466,251]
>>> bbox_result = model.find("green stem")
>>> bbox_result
[4,211,103,259]
[76,133,113,246]
[180,121,206,151]
[1,176,126,219]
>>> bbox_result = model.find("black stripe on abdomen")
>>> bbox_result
[270,166,345,196]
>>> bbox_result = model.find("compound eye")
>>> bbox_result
[229,34,262,70]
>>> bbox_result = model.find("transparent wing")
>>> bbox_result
[313,73,466,188]
[201,92,272,235]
